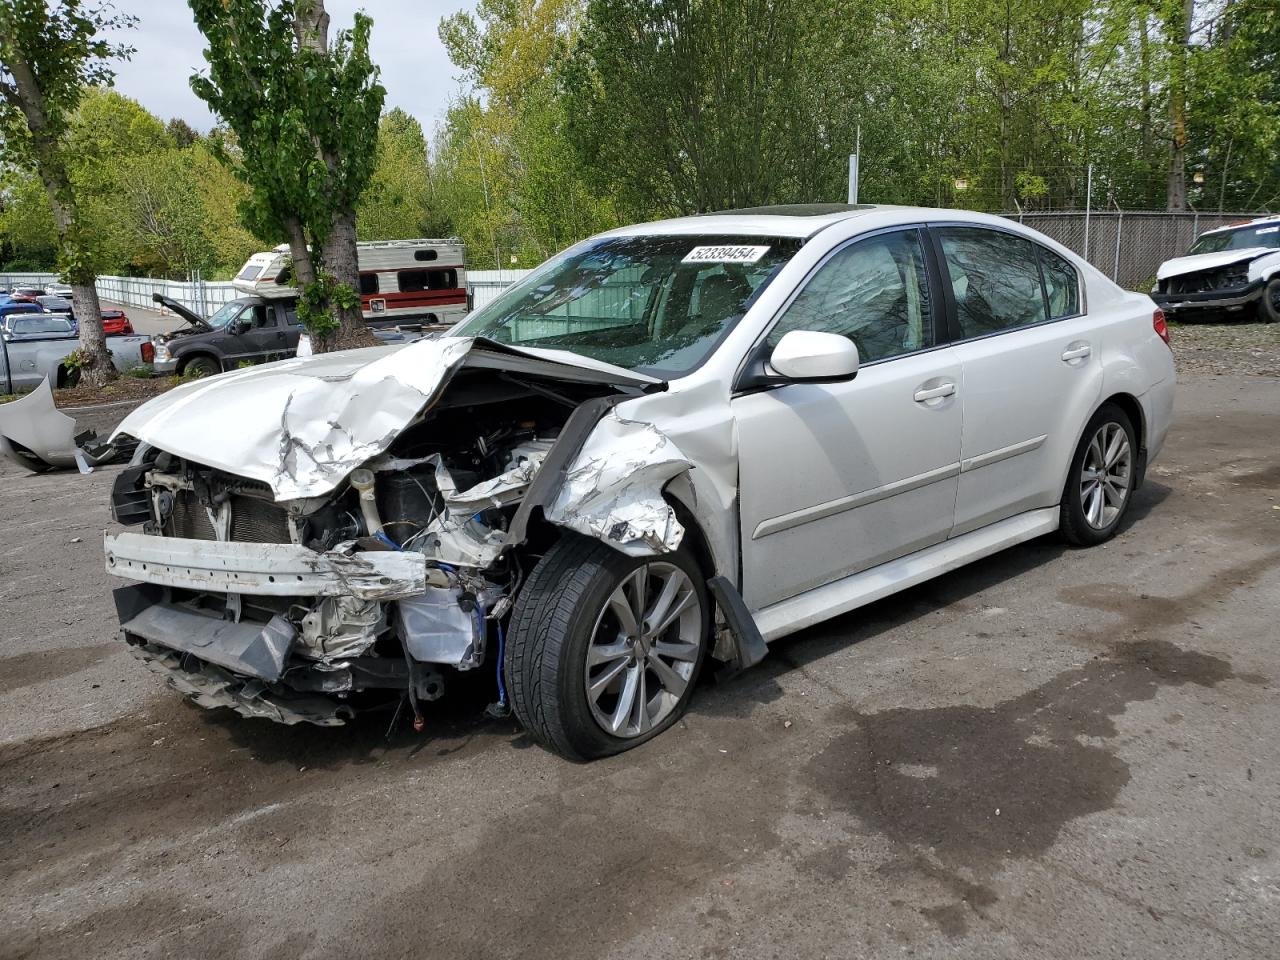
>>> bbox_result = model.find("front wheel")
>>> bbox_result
[1258,277,1280,324]
[1059,403,1137,546]
[505,534,710,760]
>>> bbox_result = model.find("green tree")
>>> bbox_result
[358,108,432,239]
[188,0,385,351]
[0,0,134,386]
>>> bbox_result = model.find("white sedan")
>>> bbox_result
[105,204,1175,759]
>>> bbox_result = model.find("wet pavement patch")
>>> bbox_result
[0,643,121,696]
[806,637,1258,936]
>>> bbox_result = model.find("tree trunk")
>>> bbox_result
[317,210,376,352]
[4,52,115,386]
[292,0,375,354]
[1166,0,1194,212]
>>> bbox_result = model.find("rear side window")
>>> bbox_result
[767,229,934,363]
[937,227,1047,338]
[1038,247,1080,319]
[359,273,379,295]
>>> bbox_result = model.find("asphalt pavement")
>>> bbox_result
[0,374,1277,960]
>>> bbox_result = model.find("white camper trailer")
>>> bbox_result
[232,239,469,327]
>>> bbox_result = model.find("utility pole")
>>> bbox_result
[1083,163,1093,260]
[848,125,861,205]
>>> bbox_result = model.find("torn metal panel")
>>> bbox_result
[113,338,474,501]
[397,585,483,667]
[104,531,429,600]
[131,642,353,726]
[544,410,693,556]
[110,336,657,503]
[607,381,743,582]
[121,601,296,682]
[0,377,80,471]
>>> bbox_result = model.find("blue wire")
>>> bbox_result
[375,531,402,551]
[495,621,507,707]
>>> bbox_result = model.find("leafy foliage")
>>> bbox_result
[187,0,384,348]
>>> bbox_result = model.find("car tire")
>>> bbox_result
[181,355,220,378]
[505,533,710,761]
[1258,278,1280,324]
[1059,402,1137,547]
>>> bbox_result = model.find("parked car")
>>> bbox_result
[1152,214,1280,323]
[36,295,74,318]
[105,204,1175,759]
[100,309,135,336]
[0,300,44,325]
[150,293,302,376]
[2,313,76,341]
[0,317,152,393]
[12,286,46,299]
[46,282,73,297]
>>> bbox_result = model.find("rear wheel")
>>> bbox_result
[1258,277,1280,324]
[1059,403,1136,546]
[505,534,710,760]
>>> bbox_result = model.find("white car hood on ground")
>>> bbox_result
[113,336,658,503]
[1156,247,1273,281]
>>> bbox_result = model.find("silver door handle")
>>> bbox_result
[1061,344,1092,361]
[913,382,956,402]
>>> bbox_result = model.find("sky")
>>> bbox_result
[105,1,476,134]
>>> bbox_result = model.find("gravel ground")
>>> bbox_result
[1170,321,1280,377]
[0,375,1277,960]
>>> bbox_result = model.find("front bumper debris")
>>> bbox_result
[104,531,436,600]
[1152,278,1263,314]
[130,642,354,726]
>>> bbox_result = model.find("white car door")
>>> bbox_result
[733,228,963,611]
[932,225,1105,536]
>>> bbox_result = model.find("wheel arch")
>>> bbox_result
[176,351,221,375]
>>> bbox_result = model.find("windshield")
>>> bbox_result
[452,234,802,378]
[207,300,247,328]
[1189,222,1280,255]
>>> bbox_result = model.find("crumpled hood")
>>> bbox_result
[113,336,657,503]
[1157,247,1272,281]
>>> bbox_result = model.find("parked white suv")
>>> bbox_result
[105,204,1175,759]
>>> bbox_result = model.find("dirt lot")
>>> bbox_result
[1,368,1277,960]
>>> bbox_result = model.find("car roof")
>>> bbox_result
[599,203,1019,240]
[1201,214,1280,236]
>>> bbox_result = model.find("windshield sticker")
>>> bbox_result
[682,245,771,264]
[1257,226,1279,235]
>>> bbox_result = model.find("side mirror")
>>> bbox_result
[232,319,252,335]
[768,330,860,382]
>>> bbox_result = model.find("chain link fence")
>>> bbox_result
[1003,211,1271,290]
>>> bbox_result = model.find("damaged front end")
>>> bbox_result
[104,337,694,726]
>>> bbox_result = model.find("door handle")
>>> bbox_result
[913,381,956,402]
[1061,343,1092,362]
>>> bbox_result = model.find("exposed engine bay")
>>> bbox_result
[103,342,709,727]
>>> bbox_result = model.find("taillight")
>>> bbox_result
[141,341,155,363]
[1153,309,1170,348]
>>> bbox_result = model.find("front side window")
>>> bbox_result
[453,235,801,378]
[938,227,1048,337]
[765,229,933,363]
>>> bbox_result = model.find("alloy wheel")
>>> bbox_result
[1080,421,1131,530]
[583,562,702,738]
